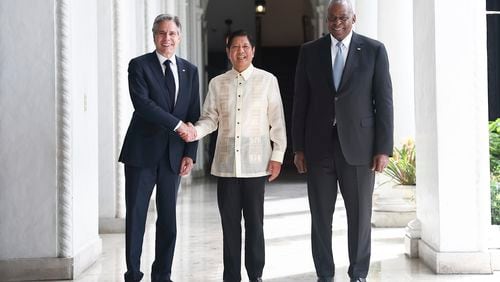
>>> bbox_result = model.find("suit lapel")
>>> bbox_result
[319,35,335,93]
[173,56,188,114]
[147,52,166,90]
[338,32,362,94]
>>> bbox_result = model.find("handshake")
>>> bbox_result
[177,122,197,142]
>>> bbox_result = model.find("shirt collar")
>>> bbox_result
[231,64,254,81]
[330,30,353,50]
[156,51,177,66]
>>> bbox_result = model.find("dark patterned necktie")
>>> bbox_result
[163,59,176,108]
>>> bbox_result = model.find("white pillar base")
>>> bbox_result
[0,237,101,281]
[372,211,415,227]
[99,217,125,233]
[404,219,421,258]
[418,240,492,274]
[491,249,500,271]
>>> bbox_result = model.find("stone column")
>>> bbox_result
[413,0,492,274]
[178,0,188,58]
[354,0,378,39]
[110,0,128,230]
[315,4,326,37]
[97,0,121,233]
[378,0,415,144]
[165,0,176,14]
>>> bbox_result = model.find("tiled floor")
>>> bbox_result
[60,170,499,282]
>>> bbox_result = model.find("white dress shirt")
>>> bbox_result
[156,52,182,131]
[330,31,353,69]
[194,64,287,178]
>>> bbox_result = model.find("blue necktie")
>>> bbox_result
[164,59,176,108]
[333,42,344,91]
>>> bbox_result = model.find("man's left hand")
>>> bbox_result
[179,157,194,176]
[267,160,282,182]
[371,154,389,173]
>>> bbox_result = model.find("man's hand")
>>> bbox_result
[371,154,389,173]
[179,157,194,176]
[294,151,307,174]
[267,160,282,182]
[177,122,197,142]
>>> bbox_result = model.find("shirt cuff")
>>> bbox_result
[271,150,285,163]
[173,121,182,132]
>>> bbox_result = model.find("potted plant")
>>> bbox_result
[384,139,416,186]
[372,139,416,227]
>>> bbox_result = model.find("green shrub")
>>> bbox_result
[490,118,500,225]
[492,183,500,225]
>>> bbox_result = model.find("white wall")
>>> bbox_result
[0,0,58,259]
[0,0,101,262]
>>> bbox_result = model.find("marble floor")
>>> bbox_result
[56,170,499,282]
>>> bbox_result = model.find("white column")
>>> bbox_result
[178,0,188,58]
[98,0,120,233]
[145,0,163,51]
[377,0,415,144]
[315,4,326,37]
[165,0,176,14]
[56,0,75,260]
[112,0,139,223]
[413,0,491,274]
[354,0,378,39]
[186,1,207,176]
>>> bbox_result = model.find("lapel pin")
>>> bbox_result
[182,69,186,72]
[357,47,361,51]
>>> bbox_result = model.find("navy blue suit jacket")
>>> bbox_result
[293,33,393,165]
[119,52,200,173]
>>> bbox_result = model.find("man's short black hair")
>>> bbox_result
[226,30,255,48]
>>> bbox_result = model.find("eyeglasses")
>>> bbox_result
[327,16,351,23]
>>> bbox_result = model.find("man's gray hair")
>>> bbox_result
[329,0,355,14]
[152,14,181,34]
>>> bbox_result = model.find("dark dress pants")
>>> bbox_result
[307,128,375,279]
[124,156,180,282]
[217,176,266,282]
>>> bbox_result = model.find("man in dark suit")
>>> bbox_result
[119,14,200,282]
[292,1,393,281]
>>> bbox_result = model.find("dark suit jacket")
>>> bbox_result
[119,52,200,173]
[292,33,393,165]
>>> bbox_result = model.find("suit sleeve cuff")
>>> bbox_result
[173,121,182,132]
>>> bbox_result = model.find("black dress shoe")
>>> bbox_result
[250,278,262,282]
[350,278,366,282]
[317,277,334,282]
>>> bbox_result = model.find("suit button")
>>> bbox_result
[334,97,339,102]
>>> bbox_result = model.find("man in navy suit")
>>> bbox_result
[292,1,393,281]
[119,14,200,282]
